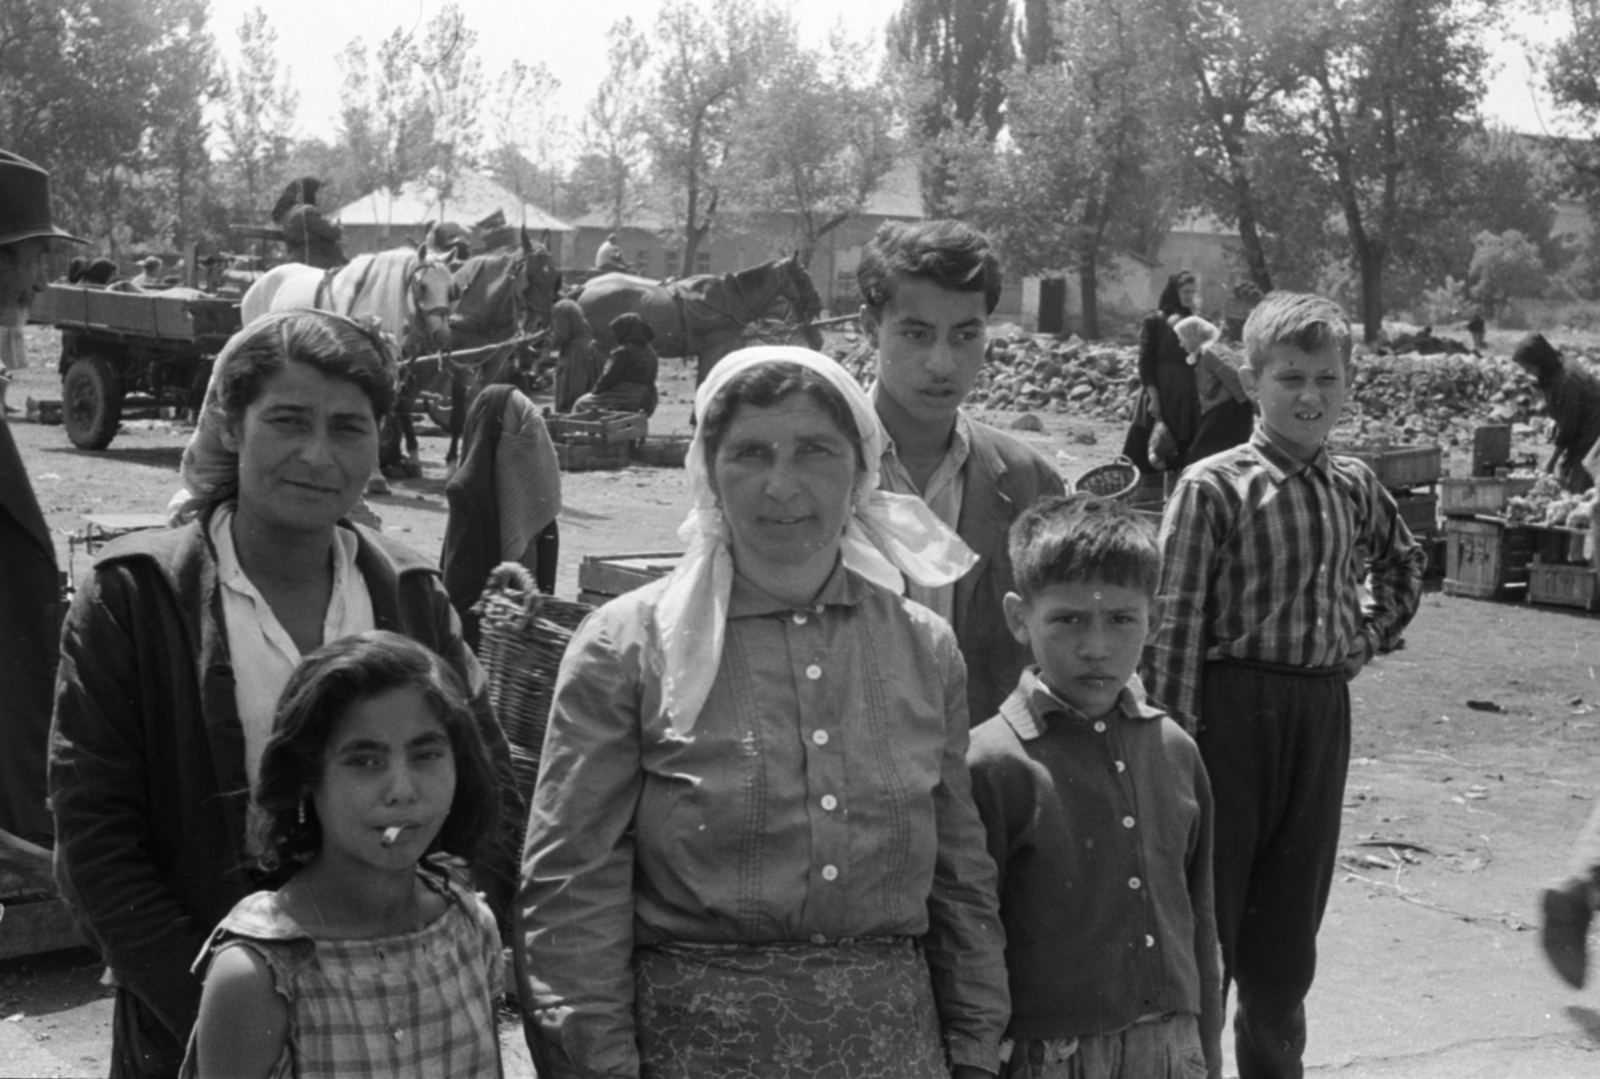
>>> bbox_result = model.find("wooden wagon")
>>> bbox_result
[27,283,242,450]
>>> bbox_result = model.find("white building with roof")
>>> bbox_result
[331,171,576,263]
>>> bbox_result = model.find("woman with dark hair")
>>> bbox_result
[272,177,347,270]
[50,309,522,1078]
[1124,271,1202,477]
[571,310,659,415]
[519,346,1009,1079]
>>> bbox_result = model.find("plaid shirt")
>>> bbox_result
[1144,428,1426,732]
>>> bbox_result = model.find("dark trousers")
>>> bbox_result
[1198,660,1351,1079]
[110,987,185,1078]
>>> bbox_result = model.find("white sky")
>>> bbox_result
[207,0,1574,148]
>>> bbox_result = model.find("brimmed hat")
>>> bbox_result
[0,151,86,247]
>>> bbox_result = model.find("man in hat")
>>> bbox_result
[131,255,163,289]
[271,176,347,269]
[0,150,83,867]
[595,231,629,272]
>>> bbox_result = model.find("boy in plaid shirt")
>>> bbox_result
[1144,291,1425,1079]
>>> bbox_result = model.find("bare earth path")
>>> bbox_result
[2,328,1598,1076]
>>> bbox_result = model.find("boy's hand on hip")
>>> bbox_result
[1342,636,1372,682]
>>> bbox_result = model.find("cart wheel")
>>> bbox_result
[62,355,124,450]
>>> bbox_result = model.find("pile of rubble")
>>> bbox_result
[836,327,1597,454]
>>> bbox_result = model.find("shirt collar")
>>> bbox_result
[1001,666,1159,741]
[880,409,973,471]
[210,502,361,602]
[726,556,869,619]
[1249,425,1334,483]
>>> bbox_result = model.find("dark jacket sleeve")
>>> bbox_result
[49,566,208,1036]
[409,570,524,932]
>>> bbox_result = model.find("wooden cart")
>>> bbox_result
[28,283,241,450]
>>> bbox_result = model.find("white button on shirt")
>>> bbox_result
[812,729,830,746]
[1122,816,1135,828]
[793,611,808,625]
[1094,721,1107,733]
[821,795,838,811]
[805,664,823,680]
[1129,877,1142,890]
[822,865,839,881]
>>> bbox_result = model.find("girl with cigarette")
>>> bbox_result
[183,631,505,1078]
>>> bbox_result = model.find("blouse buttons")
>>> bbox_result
[805,664,823,680]
[1115,761,1126,773]
[793,611,809,625]
[821,794,838,811]
[1145,934,1156,947]
[822,864,839,881]
[1094,721,1107,733]
[1122,816,1135,829]
[1129,877,1142,890]
[812,729,830,746]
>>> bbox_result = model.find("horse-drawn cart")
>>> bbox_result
[27,283,241,450]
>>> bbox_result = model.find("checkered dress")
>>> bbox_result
[180,866,503,1078]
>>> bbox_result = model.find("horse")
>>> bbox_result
[240,244,458,474]
[575,253,822,384]
[404,228,560,466]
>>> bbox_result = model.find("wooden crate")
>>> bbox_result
[554,442,631,472]
[1443,518,1534,600]
[1394,491,1439,536]
[631,435,691,468]
[1336,444,1443,490]
[1440,477,1536,518]
[577,552,681,604]
[547,411,649,445]
[1528,559,1600,612]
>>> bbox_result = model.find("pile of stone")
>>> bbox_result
[834,327,1592,454]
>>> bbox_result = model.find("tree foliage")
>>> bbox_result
[888,0,1015,212]
[217,7,297,217]
[0,0,218,253]
[1279,0,1490,340]
[573,19,653,229]
[1470,228,1547,315]
[646,0,789,275]
[722,28,898,265]
[949,0,1176,338]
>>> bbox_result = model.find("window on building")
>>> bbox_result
[637,251,650,274]
[695,251,711,275]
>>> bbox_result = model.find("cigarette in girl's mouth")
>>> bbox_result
[382,826,404,847]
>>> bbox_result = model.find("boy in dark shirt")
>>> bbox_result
[969,493,1222,1079]
[1146,291,1425,1078]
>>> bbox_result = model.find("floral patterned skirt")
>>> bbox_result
[633,935,948,1078]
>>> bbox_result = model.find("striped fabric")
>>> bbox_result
[181,866,503,1078]
[1145,429,1425,732]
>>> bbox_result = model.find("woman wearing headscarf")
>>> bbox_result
[1124,271,1201,477]
[50,310,522,1077]
[271,177,347,270]
[440,383,562,650]
[517,346,1009,1079]
[549,283,603,413]
[1511,332,1600,494]
[572,310,659,416]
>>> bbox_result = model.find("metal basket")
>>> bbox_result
[1073,456,1141,501]
[473,564,592,810]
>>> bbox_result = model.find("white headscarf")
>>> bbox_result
[650,345,976,736]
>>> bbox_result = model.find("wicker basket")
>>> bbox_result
[473,564,592,809]
[1073,457,1141,501]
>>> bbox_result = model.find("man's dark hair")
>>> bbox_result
[856,220,1003,315]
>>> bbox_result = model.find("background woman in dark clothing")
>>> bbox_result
[1124,271,1201,476]
[573,311,660,416]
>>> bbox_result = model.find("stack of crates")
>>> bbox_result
[546,411,649,471]
[1336,443,1443,569]
[1437,426,1538,601]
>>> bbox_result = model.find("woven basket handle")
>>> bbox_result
[484,562,538,605]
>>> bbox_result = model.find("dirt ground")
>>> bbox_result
[3,325,1599,1077]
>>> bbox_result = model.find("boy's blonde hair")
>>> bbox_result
[1242,291,1352,372]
